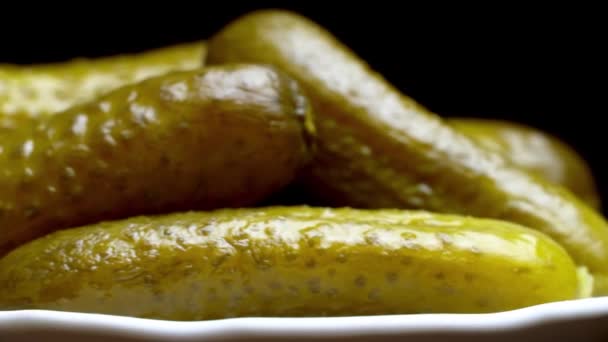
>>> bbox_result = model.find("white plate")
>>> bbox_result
[2,297,608,342]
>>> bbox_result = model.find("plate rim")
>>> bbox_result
[1,297,608,339]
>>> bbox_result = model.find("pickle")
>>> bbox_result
[0,64,314,256]
[0,206,584,320]
[0,41,206,118]
[206,10,608,295]
[450,118,601,209]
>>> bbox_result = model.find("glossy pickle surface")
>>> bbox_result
[0,64,314,256]
[450,118,601,209]
[206,10,608,295]
[2,42,599,211]
[0,206,584,320]
[0,41,206,119]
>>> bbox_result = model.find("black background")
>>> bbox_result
[1,4,606,212]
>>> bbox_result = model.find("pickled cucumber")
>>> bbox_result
[0,206,584,320]
[206,10,608,295]
[450,118,601,209]
[0,64,314,256]
[0,41,206,118]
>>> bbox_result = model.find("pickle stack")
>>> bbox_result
[0,10,604,321]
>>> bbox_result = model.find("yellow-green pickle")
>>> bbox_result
[2,41,599,210]
[0,64,314,256]
[0,207,589,320]
[0,41,206,119]
[206,10,608,295]
[450,118,601,209]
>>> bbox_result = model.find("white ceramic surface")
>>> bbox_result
[2,297,608,341]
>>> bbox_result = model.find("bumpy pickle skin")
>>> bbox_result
[0,207,582,320]
[0,64,314,256]
[449,118,601,210]
[0,41,206,119]
[206,10,608,295]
